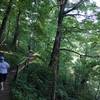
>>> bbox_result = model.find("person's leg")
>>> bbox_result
[0,74,3,90]
[0,74,7,91]
[0,82,4,90]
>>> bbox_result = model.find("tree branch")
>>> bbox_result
[60,48,100,58]
[66,13,97,17]
[63,0,84,15]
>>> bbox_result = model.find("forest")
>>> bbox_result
[0,0,100,100]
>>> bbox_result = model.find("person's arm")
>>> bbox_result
[6,62,10,68]
[5,62,10,72]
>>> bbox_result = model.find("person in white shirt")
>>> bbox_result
[0,55,10,91]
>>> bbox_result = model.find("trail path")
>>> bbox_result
[0,70,16,100]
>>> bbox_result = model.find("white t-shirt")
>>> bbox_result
[0,61,10,74]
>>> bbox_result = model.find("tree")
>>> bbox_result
[48,0,85,100]
[12,9,21,48]
[0,0,12,42]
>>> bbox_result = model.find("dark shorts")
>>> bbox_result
[0,73,7,82]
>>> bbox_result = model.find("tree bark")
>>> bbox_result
[12,10,21,48]
[48,1,67,100]
[0,0,12,42]
[48,0,85,100]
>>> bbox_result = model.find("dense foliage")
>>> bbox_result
[0,0,100,100]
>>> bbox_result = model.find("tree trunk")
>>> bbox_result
[48,0,85,99]
[48,1,67,100]
[12,10,21,48]
[0,0,12,42]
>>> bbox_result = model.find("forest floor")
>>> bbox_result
[0,70,16,100]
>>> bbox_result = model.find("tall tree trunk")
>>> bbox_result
[12,10,21,48]
[48,0,85,100]
[0,0,12,42]
[48,1,67,100]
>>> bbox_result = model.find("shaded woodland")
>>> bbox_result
[0,0,100,100]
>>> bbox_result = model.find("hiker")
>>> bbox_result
[0,54,10,91]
